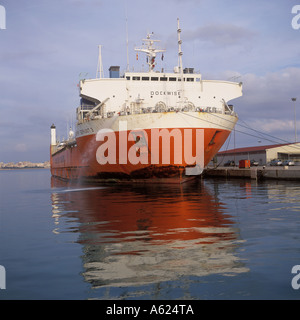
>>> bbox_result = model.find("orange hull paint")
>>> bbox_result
[50,177,236,243]
[50,128,230,181]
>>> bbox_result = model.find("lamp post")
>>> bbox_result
[292,98,297,142]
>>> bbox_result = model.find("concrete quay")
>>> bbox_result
[203,166,300,180]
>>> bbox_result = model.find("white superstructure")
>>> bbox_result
[78,73,242,119]
[76,19,242,134]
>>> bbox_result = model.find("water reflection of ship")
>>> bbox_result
[51,177,248,291]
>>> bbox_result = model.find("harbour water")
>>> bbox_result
[0,168,300,300]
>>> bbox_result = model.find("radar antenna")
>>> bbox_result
[134,33,166,72]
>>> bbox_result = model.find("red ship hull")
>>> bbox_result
[50,127,230,182]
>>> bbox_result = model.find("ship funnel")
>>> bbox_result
[51,124,56,146]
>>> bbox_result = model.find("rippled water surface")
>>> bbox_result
[1,169,300,299]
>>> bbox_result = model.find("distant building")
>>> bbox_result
[215,143,300,166]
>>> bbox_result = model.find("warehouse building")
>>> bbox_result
[216,143,300,166]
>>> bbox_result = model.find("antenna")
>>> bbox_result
[96,45,104,79]
[125,4,130,71]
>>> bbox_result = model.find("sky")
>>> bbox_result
[1,0,300,162]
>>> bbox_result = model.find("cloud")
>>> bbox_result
[67,0,102,5]
[224,67,300,147]
[248,119,296,134]
[240,67,300,118]
[14,143,28,152]
[184,23,256,47]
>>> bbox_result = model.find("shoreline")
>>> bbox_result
[0,167,50,170]
[0,161,50,170]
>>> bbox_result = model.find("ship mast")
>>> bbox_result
[125,5,130,72]
[177,18,185,108]
[177,18,183,75]
[96,45,104,79]
[134,33,166,72]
